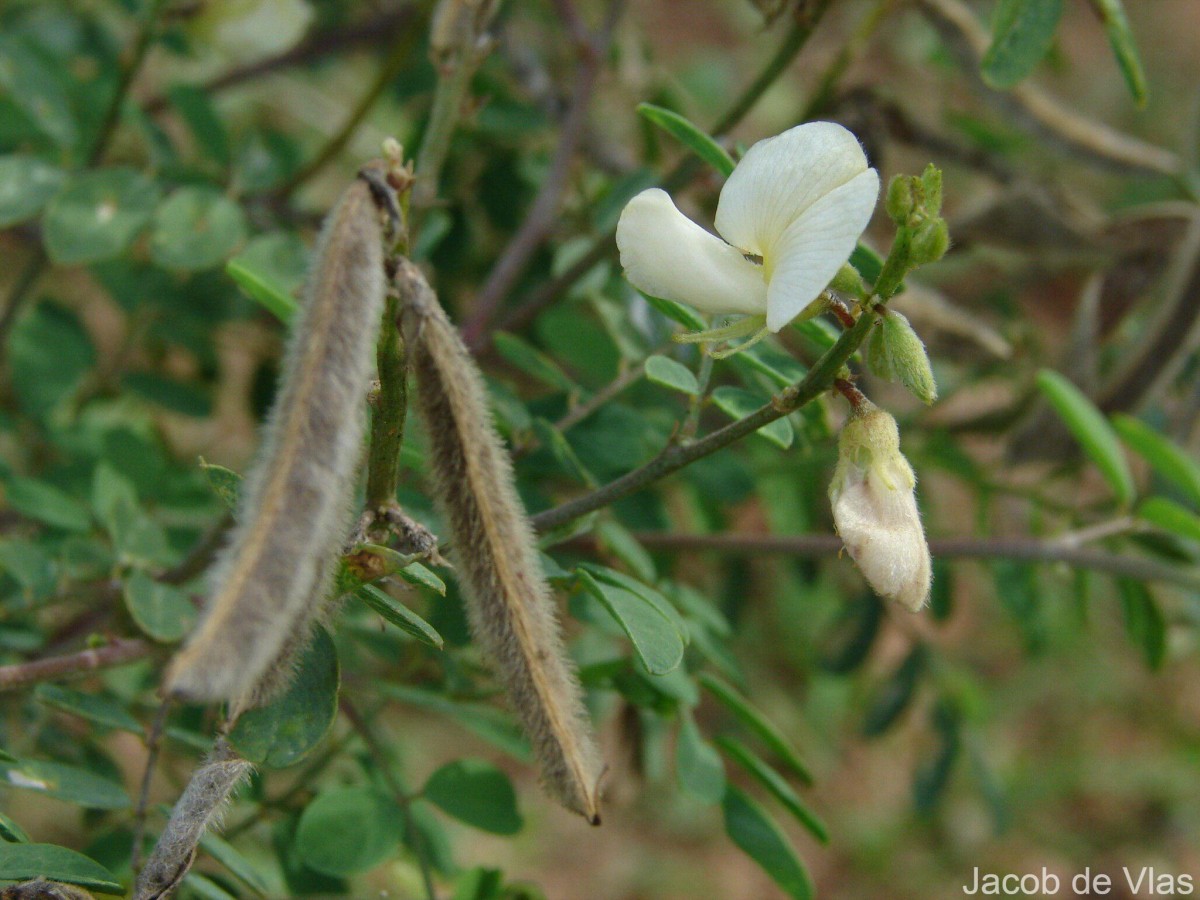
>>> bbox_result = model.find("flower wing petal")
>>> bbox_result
[616,189,767,317]
[763,168,879,332]
[715,121,873,257]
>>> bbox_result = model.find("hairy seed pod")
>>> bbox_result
[166,165,390,705]
[133,740,254,900]
[399,258,604,823]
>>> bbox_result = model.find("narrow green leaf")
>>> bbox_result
[356,585,444,649]
[424,759,523,835]
[0,37,78,148]
[379,684,532,762]
[1090,0,1147,105]
[199,833,271,896]
[717,736,829,843]
[294,787,405,877]
[1118,578,1167,670]
[0,843,122,894]
[168,83,232,166]
[532,419,598,487]
[0,760,129,809]
[397,561,447,596]
[1112,415,1200,508]
[34,684,141,733]
[643,294,708,331]
[3,477,91,532]
[595,519,657,582]
[577,570,685,675]
[226,257,299,323]
[1035,369,1135,505]
[636,103,735,177]
[722,786,814,900]
[493,332,577,392]
[229,627,339,768]
[711,387,793,449]
[848,243,886,288]
[861,647,924,737]
[123,570,197,642]
[0,155,65,227]
[0,810,30,843]
[42,168,161,265]
[1138,496,1200,543]
[980,0,1065,89]
[676,711,725,804]
[699,673,812,784]
[644,355,700,396]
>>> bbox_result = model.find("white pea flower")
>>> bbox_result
[616,121,879,336]
[829,402,931,612]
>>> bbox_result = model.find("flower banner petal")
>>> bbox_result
[616,189,767,317]
[715,122,873,259]
[763,169,879,332]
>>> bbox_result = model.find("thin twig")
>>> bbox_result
[272,26,418,199]
[461,1,622,347]
[340,698,438,900]
[143,5,423,115]
[530,310,876,534]
[0,638,152,692]
[410,0,499,231]
[619,532,1200,592]
[89,0,168,166]
[131,700,174,875]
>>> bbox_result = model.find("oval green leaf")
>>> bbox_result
[0,155,65,227]
[423,759,523,835]
[34,684,141,733]
[980,0,1065,89]
[577,570,684,675]
[294,786,405,877]
[3,477,91,532]
[1035,369,1134,505]
[229,627,339,768]
[723,786,814,900]
[151,186,247,271]
[645,355,700,396]
[0,37,78,148]
[43,168,161,265]
[123,570,197,642]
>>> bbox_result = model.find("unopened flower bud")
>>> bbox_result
[830,262,867,299]
[829,402,931,611]
[885,175,915,225]
[867,311,938,405]
[909,218,949,265]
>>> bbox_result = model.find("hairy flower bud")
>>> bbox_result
[829,402,931,611]
[867,311,938,405]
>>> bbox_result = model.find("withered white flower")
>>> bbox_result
[616,121,879,334]
[829,402,931,611]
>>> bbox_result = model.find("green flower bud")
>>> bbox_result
[885,175,915,225]
[867,311,938,404]
[830,262,867,298]
[909,218,949,266]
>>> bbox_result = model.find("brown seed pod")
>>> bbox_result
[400,258,604,823]
[166,165,391,706]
